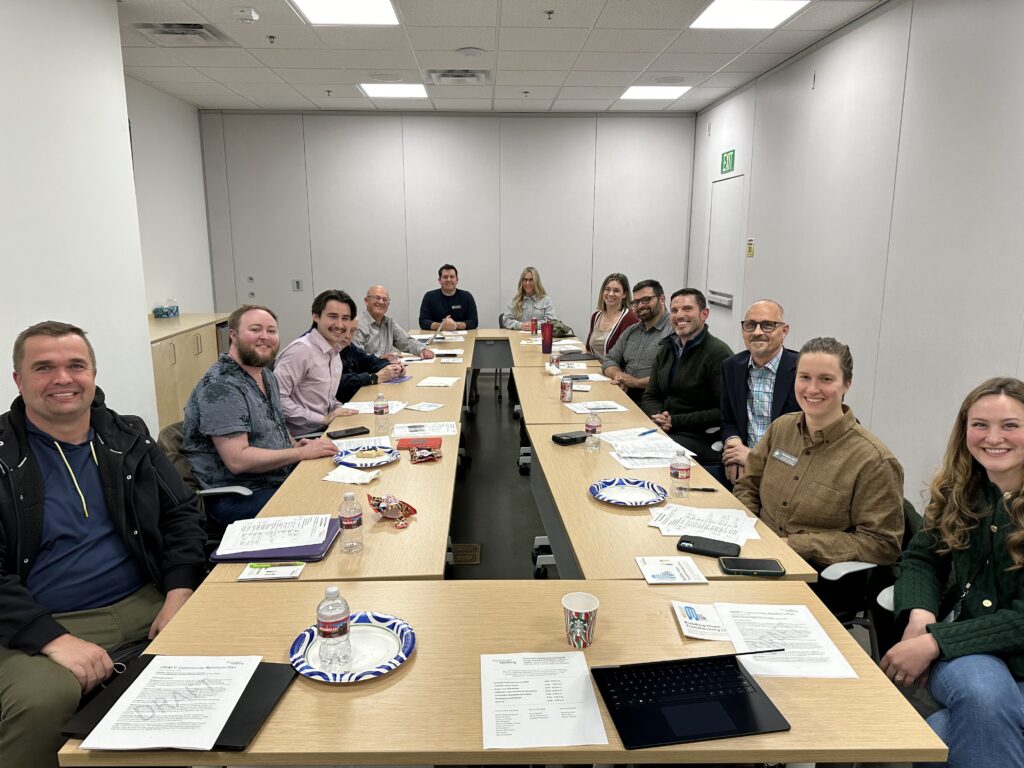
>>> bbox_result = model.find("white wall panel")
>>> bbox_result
[200,112,238,311]
[402,116,500,329]
[500,117,597,336]
[304,115,409,327]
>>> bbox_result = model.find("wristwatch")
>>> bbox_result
[370,373,379,385]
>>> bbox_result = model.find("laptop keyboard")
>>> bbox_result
[599,656,756,708]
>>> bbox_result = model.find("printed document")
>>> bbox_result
[406,402,444,412]
[564,401,629,414]
[481,652,608,749]
[333,435,392,451]
[648,505,759,544]
[217,515,330,556]
[417,376,461,387]
[80,656,261,751]
[433,348,464,356]
[343,400,407,415]
[715,603,857,678]
[635,556,708,584]
[391,421,459,437]
[671,601,731,641]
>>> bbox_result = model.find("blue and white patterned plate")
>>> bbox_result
[588,477,668,506]
[289,611,416,684]
[333,446,400,468]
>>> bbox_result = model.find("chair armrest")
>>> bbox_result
[197,486,254,497]
[876,585,894,612]
[820,561,878,581]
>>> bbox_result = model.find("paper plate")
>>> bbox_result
[333,446,400,468]
[588,477,667,507]
[289,611,416,684]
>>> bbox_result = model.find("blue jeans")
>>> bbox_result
[917,654,1024,768]
[203,486,277,527]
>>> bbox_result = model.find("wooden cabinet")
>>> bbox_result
[149,315,228,431]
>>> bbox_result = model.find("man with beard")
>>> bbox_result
[182,305,336,525]
[600,279,674,403]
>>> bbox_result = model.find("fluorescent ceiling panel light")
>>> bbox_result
[289,0,398,25]
[690,0,809,29]
[360,83,428,98]
[621,85,691,100]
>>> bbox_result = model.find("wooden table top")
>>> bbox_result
[514,365,648,426]
[526,423,817,582]
[58,579,944,766]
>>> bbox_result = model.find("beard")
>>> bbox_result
[237,340,277,368]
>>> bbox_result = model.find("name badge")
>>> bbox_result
[771,448,798,467]
[451,304,462,310]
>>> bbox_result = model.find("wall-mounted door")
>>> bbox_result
[704,175,745,351]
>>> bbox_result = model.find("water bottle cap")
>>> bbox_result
[325,586,340,599]
[343,492,355,500]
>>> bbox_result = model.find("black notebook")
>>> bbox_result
[62,655,296,751]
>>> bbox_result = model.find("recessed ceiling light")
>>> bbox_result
[690,0,809,30]
[456,46,485,57]
[360,83,428,98]
[621,85,691,100]
[371,72,404,83]
[288,0,398,25]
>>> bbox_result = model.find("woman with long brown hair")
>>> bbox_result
[585,273,638,357]
[881,377,1024,767]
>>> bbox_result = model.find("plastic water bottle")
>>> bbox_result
[338,492,364,553]
[373,392,390,434]
[316,586,351,670]
[670,450,692,498]
[584,413,602,453]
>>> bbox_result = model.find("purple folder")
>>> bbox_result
[210,517,341,563]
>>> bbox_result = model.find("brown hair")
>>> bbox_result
[597,273,632,312]
[798,337,853,384]
[925,377,1024,569]
[13,321,96,373]
[228,304,278,333]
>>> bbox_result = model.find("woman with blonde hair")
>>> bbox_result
[585,273,638,357]
[881,377,1024,767]
[502,266,556,330]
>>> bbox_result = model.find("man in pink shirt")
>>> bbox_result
[275,290,358,437]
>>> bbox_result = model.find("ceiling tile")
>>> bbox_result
[652,52,735,71]
[784,1,878,31]
[406,26,497,50]
[426,84,495,98]
[253,49,417,68]
[417,50,497,70]
[583,28,680,53]
[663,101,703,112]
[564,70,637,86]
[313,27,411,50]
[608,99,669,111]
[596,0,708,29]
[557,86,625,99]
[306,97,377,110]
[171,48,264,67]
[500,0,605,28]
[218,24,324,48]
[499,28,590,51]
[276,68,424,84]
[552,99,613,111]
[225,83,316,108]
[432,98,495,110]
[372,99,436,110]
[679,86,734,100]
[636,71,711,85]
[183,0,306,24]
[117,0,205,25]
[720,52,791,73]
[197,67,285,83]
[293,84,365,99]
[124,65,212,83]
[495,70,569,86]
[699,71,757,87]
[121,47,182,66]
[395,0,498,27]
[120,27,155,47]
[666,29,770,54]
[497,51,578,69]
[752,29,829,54]
[573,52,658,71]
[494,85,559,99]
[493,98,554,111]
[190,94,263,109]
[142,80,248,98]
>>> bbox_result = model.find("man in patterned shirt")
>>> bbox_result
[720,300,800,483]
[354,284,435,360]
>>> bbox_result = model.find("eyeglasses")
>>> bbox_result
[741,320,784,333]
[630,296,657,308]
[367,296,390,304]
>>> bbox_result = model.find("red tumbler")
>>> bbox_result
[541,321,553,354]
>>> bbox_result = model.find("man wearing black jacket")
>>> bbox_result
[0,321,206,767]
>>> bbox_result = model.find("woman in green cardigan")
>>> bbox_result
[881,377,1024,768]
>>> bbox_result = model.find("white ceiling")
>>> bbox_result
[118,0,883,113]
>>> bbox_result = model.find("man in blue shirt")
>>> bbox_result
[418,264,479,331]
[0,321,207,767]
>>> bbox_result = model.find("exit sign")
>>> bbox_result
[721,149,735,174]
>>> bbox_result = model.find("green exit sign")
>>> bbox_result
[720,149,735,174]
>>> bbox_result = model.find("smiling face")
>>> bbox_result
[602,279,625,312]
[13,334,97,432]
[795,352,850,427]
[669,293,708,343]
[631,287,664,324]
[230,308,280,368]
[439,269,458,296]
[742,301,788,365]
[364,287,391,323]
[966,394,1024,491]
[314,299,353,347]
[520,270,536,296]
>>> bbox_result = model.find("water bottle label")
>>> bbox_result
[585,422,600,435]
[670,465,691,481]
[318,615,350,638]
[341,513,362,529]
[374,403,389,415]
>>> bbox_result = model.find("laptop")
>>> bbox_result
[590,652,790,750]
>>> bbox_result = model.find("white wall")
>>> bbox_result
[201,113,694,339]
[0,0,156,429]
[125,77,214,314]
[689,0,1024,506]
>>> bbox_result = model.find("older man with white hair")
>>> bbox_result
[354,284,434,360]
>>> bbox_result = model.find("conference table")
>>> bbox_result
[58,579,946,766]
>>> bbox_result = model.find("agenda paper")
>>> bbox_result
[80,656,261,751]
[480,652,608,749]
[217,515,330,556]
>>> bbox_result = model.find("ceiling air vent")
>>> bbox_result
[426,70,491,86]
[131,23,237,47]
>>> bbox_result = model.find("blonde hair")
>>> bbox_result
[511,266,547,319]
[596,273,631,312]
[925,377,1024,569]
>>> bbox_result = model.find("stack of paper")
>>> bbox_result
[635,556,708,584]
[648,504,759,544]
[564,401,629,414]
[391,421,459,437]
[332,435,391,451]
[417,376,461,387]
[433,348,464,356]
[343,400,407,415]
[217,515,331,557]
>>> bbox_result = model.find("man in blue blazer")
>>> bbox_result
[720,300,800,483]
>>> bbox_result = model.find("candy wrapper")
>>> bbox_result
[366,493,418,529]
[409,446,442,463]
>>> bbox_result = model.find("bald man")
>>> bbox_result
[353,285,435,360]
[720,299,800,482]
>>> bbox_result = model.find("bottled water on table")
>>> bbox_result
[316,586,351,670]
[670,450,692,498]
[584,413,602,454]
[373,392,390,434]
[338,491,364,553]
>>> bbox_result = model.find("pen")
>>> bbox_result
[248,561,303,568]
[638,428,657,436]
[689,487,718,493]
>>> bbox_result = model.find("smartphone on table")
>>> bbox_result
[718,557,786,577]
[327,426,371,439]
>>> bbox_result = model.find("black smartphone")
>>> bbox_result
[676,535,740,558]
[718,557,786,577]
[552,430,588,446]
[327,426,371,439]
